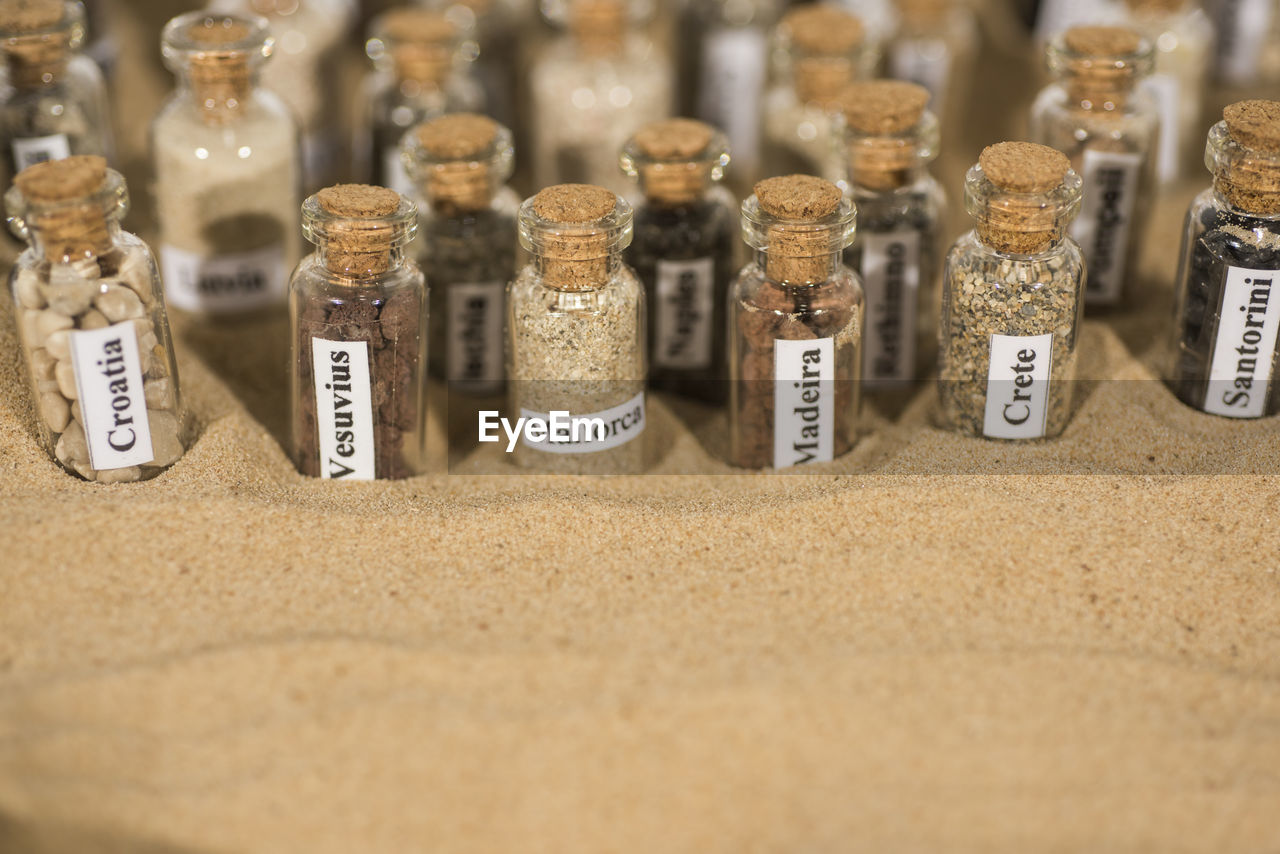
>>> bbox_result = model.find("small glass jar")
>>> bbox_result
[836,81,945,389]
[1167,100,1280,418]
[728,174,862,469]
[620,118,736,400]
[416,0,526,146]
[208,0,357,190]
[529,0,673,194]
[1121,0,1215,184]
[0,0,114,185]
[404,112,518,396]
[938,142,1086,440]
[6,156,190,483]
[151,12,301,317]
[677,0,779,193]
[361,7,484,197]
[507,184,647,473]
[886,0,978,140]
[289,185,427,480]
[1030,26,1160,308]
[761,4,871,185]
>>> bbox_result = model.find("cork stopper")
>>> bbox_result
[1216,100,1280,214]
[184,16,256,116]
[570,0,625,55]
[753,175,846,285]
[1057,26,1146,108]
[413,113,501,214]
[838,81,931,191]
[0,0,61,30]
[782,5,863,105]
[781,4,864,54]
[315,185,405,277]
[898,0,949,27]
[1124,0,1186,11]
[416,113,498,159]
[973,142,1075,254]
[1224,100,1280,153]
[527,184,622,290]
[627,118,722,206]
[13,156,113,263]
[0,0,70,88]
[377,8,455,84]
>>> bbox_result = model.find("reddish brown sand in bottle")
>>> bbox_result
[2,8,1280,854]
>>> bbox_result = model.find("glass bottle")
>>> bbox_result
[6,155,190,483]
[507,183,647,473]
[404,112,518,396]
[620,118,736,400]
[529,0,673,195]
[886,0,978,138]
[1121,0,1215,185]
[416,0,526,147]
[360,7,483,197]
[836,80,944,388]
[1030,25,1160,308]
[1167,99,1280,418]
[0,0,114,185]
[938,142,1086,440]
[761,4,871,185]
[208,0,357,190]
[151,12,301,317]
[677,0,780,194]
[289,184,427,480]
[728,174,862,469]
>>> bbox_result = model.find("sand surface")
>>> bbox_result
[2,2,1280,851]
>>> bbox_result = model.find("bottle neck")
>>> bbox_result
[638,163,712,207]
[756,247,839,286]
[180,61,259,124]
[793,56,854,106]
[534,251,621,291]
[1213,179,1280,218]
[26,209,122,265]
[4,40,71,90]
[316,242,407,280]
[974,219,1066,256]
[1062,73,1136,112]
[422,167,499,217]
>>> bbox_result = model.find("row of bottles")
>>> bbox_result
[7,94,1279,482]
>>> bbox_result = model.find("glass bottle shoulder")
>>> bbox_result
[1184,189,1280,267]
[1030,84,1160,149]
[152,90,297,156]
[290,253,424,303]
[850,175,946,231]
[947,230,1086,288]
[732,262,864,314]
[510,262,644,318]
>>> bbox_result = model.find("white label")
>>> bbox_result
[69,321,154,470]
[12,134,71,171]
[699,27,767,175]
[654,257,715,370]
[160,243,287,314]
[383,145,415,198]
[311,338,376,480]
[519,392,646,454]
[860,229,921,384]
[773,337,834,469]
[1144,73,1182,184]
[447,281,505,388]
[888,39,952,115]
[1072,149,1143,304]
[1205,267,1279,418]
[1211,0,1274,84]
[982,333,1055,440]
